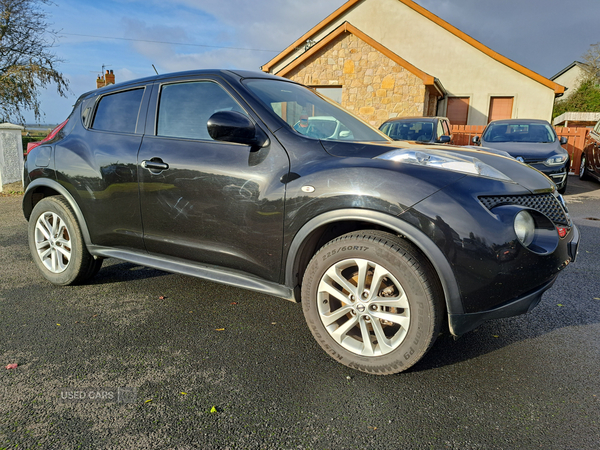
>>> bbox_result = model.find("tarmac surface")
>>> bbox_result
[1,175,599,449]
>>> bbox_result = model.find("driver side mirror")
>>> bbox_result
[207,111,269,148]
[559,136,568,145]
[472,136,481,145]
[438,135,451,144]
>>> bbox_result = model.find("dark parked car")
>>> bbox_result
[474,119,570,193]
[23,70,579,375]
[579,118,600,182]
[379,116,453,144]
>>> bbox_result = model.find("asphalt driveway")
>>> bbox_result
[1,176,599,449]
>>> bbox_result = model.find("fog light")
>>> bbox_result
[514,210,535,246]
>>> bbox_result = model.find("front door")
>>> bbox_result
[137,78,289,282]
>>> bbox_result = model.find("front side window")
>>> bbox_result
[244,79,388,142]
[483,123,556,143]
[92,88,144,133]
[157,81,247,140]
[437,120,444,139]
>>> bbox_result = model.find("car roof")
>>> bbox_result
[79,69,284,99]
[487,118,551,126]
[382,116,448,124]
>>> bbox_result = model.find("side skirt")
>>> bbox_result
[88,246,296,302]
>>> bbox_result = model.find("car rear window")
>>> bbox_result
[92,88,144,134]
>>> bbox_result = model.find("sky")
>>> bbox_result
[24,0,600,124]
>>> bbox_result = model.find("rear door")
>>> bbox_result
[137,76,289,282]
[62,84,152,249]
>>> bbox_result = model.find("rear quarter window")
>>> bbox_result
[92,88,145,134]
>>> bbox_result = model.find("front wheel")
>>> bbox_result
[301,231,444,375]
[28,196,102,285]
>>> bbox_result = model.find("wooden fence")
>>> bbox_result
[450,125,590,174]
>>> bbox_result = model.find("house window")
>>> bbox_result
[446,97,470,126]
[313,86,342,104]
[488,97,514,123]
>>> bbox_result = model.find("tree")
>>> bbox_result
[553,78,600,119]
[0,0,68,124]
[553,42,600,119]
[582,42,600,82]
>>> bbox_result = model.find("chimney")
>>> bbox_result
[96,74,105,89]
[105,69,115,85]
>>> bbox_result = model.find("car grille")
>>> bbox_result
[479,193,569,226]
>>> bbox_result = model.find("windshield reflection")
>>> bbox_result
[244,79,389,142]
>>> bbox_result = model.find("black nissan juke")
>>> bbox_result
[23,70,579,374]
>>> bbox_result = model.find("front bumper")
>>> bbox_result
[448,223,579,336]
[530,163,569,189]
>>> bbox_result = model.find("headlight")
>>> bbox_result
[376,149,512,181]
[545,154,568,166]
[514,210,535,246]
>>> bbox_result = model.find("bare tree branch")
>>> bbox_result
[0,0,68,124]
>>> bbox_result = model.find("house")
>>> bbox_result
[551,61,590,100]
[262,0,564,127]
[96,69,115,89]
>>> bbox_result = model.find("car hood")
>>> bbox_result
[479,141,563,160]
[321,140,554,194]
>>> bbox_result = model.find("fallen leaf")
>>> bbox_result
[189,311,193,313]
[215,328,225,331]
[271,322,277,325]
[594,298,600,301]
[368,426,378,431]
[230,302,238,305]
[56,323,61,326]
[180,392,187,395]
[210,406,218,413]
[145,399,152,403]
[492,335,499,338]
[6,363,18,370]
[557,304,564,307]
[159,295,166,300]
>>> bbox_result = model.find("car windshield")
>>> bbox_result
[381,120,434,141]
[244,79,389,142]
[482,123,556,143]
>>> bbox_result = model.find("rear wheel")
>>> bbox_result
[301,231,444,375]
[28,196,102,285]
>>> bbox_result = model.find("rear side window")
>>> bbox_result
[92,88,144,133]
[156,81,247,140]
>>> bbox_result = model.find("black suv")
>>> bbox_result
[23,70,579,374]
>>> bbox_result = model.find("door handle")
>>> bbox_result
[141,159,169,171]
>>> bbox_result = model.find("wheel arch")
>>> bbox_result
[23,179,93,246]
[285,209,463,316]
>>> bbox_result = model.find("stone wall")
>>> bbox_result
[0,123,24,191]
[285,33,428,126]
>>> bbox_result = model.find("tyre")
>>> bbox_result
[301,231,444,375]
[558,175,568,194]
[28,196,102,285]
[579,154,590,181]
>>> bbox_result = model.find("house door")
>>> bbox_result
[446,97,470,125]
[488,97,514,123]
